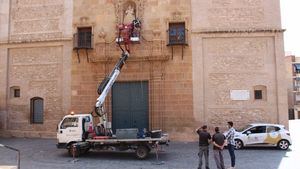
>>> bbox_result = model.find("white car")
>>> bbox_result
[232,123,292,150]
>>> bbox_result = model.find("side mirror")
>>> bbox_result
[246,131,251,135]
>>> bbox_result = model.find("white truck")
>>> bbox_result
[56,113,169,159]
[56,19,169,159]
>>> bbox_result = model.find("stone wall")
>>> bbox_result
[0,0,10,131]
[7,46,62,137]
[0,0,10,42]
[192,0,288,132]
[9,0,72,42]
[203,36,277,128]
[0,47,8,131]
[285,55,295,110]
[0,0,73,138]
[192,0,281,31]
[0,0,288,140]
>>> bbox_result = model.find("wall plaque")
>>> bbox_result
[230,90,250,101]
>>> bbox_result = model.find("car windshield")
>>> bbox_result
[237,125,253,132]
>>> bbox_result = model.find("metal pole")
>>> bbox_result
[71,144,79,163]
[17,150,20,169]
[0,144,20,169]
[152,142,164,165]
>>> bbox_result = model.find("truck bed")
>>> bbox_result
[86,137,167,143]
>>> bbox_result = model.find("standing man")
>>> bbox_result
[196,125,211,169]
[212,127,226,169]
[225,121,236,169]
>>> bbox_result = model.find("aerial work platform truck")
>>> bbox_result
[56,19,169,159]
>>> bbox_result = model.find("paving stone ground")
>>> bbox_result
[0,120,299,169]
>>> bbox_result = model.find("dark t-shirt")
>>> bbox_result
[197,130,211,146]
[212,132,225,150]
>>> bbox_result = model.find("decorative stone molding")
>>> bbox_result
[165,10,190,40]
[171,11,183,22]
[90,38,169,63]
[73,16,96,28]
[80,17,89,24]
[86,0,169,62]
[166,10,189,25]
[113,0,146,25]
[192,28,286,34]
[98,28,107,43]
[152,30,161,40]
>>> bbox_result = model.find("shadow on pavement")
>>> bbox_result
[58,149,168,161]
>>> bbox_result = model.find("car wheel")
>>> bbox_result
[234,139,243,150]
[278,140,289,150]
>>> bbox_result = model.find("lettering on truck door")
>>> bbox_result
[58,117,82,143]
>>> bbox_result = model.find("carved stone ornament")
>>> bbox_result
[114,0,146,25]
[171,11,183,22]
[80,16,89,24]
[73,16,96,27]
[152,30,161,40]
[98,27,107,42]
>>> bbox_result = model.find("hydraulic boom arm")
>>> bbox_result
[95,51,129,117]
[93,18,141,130]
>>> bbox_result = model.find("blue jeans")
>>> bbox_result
[228,144,235,167]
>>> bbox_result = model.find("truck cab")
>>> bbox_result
[57,114,93,148]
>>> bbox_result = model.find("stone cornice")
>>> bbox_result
[0,38,73,45]
[192,28,285,34]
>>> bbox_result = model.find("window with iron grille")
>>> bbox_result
[253,85,267,101]
[76,27,92,49]
[168,22,186,45]
[254,90,263,100]
[14,89,20,98]
[294,64,300,73]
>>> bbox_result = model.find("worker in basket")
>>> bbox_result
[117,19,141,53]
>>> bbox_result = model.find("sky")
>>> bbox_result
[280,0,300,56]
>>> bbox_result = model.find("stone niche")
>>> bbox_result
[114,0,146,25]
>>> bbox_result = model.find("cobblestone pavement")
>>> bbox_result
[0,120,299,169]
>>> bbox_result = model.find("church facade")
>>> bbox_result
[0,0,288,140]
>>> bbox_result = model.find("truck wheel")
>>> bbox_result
[83,148,90,154]
[135,145,149,159]
[68,145,79,157]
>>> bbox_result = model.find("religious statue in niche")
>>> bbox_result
[123,4,136,24]
[117,1,141,53]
